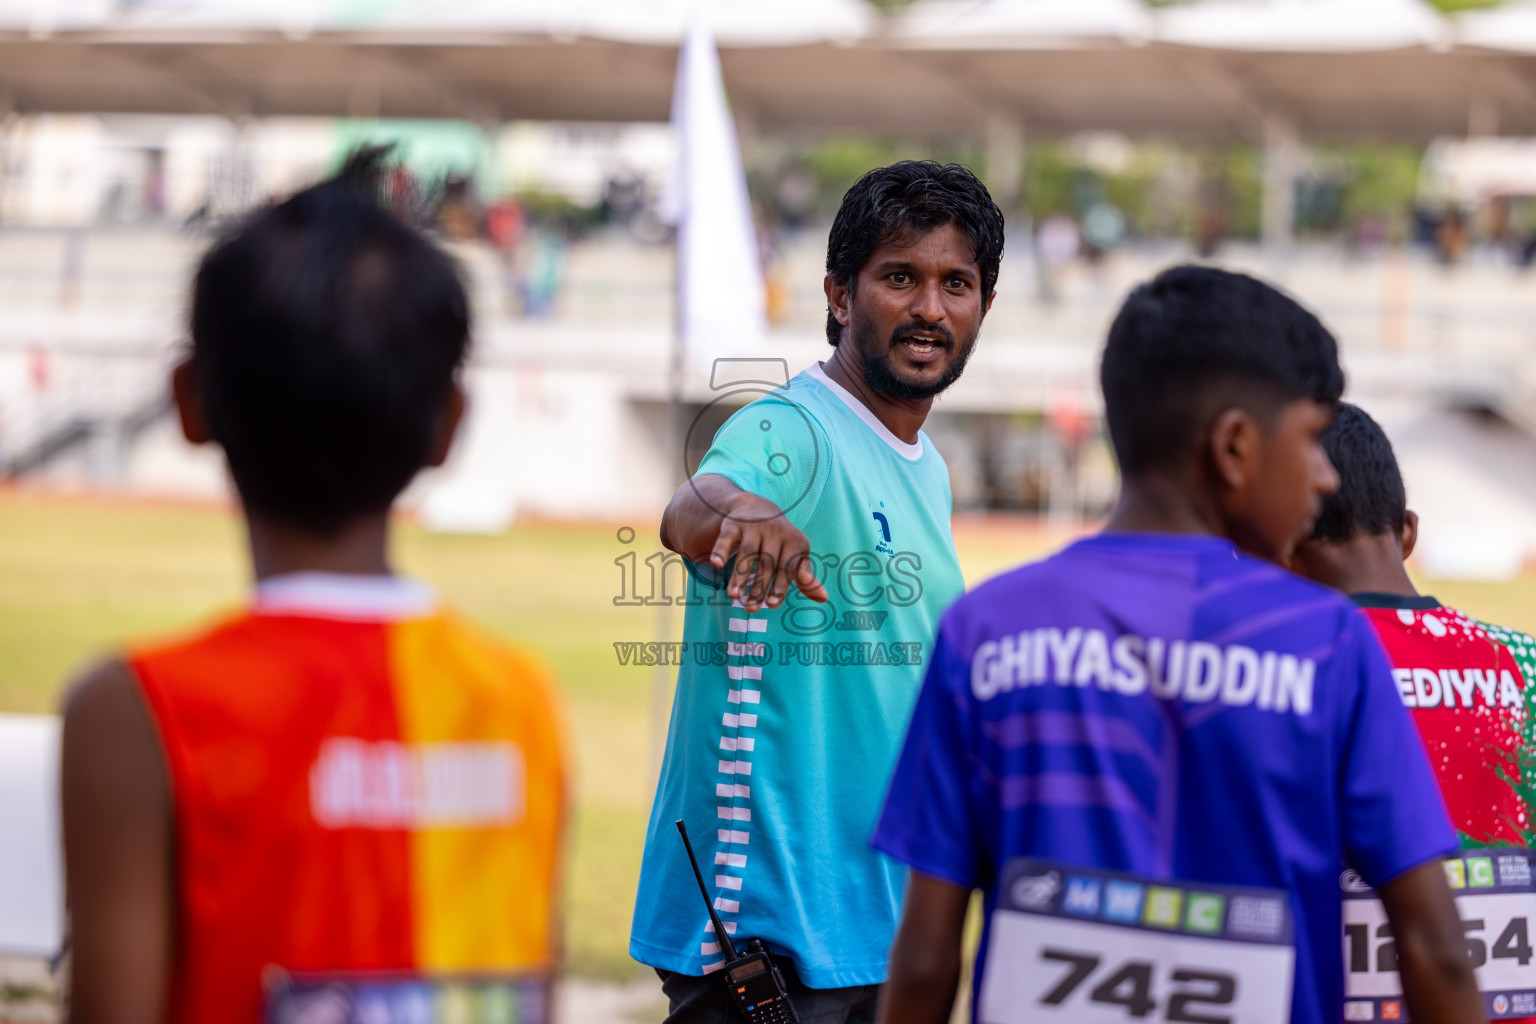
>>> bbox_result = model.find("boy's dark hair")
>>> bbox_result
[824,160,1004,346]
[190,148,470,535]
[1309,402,1406,543]
[1100,265,1344,475]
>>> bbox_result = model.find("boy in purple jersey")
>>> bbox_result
[872,266,1481,1024]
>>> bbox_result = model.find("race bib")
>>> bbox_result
[262,968,549,1024]
[1342,848,1536,1021]
[978,859,1295,1024]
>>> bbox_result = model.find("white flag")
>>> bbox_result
[667,7,767,373]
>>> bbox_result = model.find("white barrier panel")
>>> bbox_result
[0,714,63,957]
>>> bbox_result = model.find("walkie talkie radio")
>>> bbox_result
[675,819,801,1024]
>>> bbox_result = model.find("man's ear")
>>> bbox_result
[426,380,467,468]
[1400,508,1419,562]
[983,288,997,317]
[171,359,212,445]
[824,273,851,331]
[1207,407,1261,492]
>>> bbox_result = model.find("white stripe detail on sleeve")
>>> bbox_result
[739,690,761,704]
[718,829,750,844]
[715,853,748,868]
[704,960,726,974]
[727,641,765,658]
[728,665,763,681]
[702,941,721,955]
[713,897,740,913]
[715,875,744,890]
[705,919,739,934]
[715,783,750,798]
[727,618,769,633]
[717,806,750,821]
[719,736,756,752]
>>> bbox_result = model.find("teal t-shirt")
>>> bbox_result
[629,363,966,988]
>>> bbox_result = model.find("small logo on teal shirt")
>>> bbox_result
[872,510,895,555]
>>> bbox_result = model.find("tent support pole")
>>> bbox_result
[985,111,1024,214]
[1262,112,1298,251]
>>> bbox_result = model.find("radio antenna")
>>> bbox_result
[675,819,739,961]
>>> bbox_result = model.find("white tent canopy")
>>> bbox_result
[573,0,874,47]
[1454,0,1536,54]
[0,0,875,46]
[1,0,1535,140]
[1157,0,1447,52]
[888,0,1152,49]
[1420,136,1536,202]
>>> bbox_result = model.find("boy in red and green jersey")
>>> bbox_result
[1290,401,1536,846]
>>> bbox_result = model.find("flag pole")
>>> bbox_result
[652,17,692,785]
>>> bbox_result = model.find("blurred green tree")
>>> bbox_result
[761,137,984,219]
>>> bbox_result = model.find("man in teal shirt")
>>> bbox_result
[630,161,1005,1022]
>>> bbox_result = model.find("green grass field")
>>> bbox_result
[6,492,1536,982]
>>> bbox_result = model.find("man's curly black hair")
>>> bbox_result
[823,160,1004,346]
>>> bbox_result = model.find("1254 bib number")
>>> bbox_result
[1344,893,1536,998]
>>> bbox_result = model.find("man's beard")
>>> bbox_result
[850,310,978,401]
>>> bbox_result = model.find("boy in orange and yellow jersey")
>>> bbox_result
[60,151,568,1024]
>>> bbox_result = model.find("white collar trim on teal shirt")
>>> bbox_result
[805,362,924,461]
[254,572,438,621]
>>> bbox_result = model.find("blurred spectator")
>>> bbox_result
[1435,208,1469,266]
[1080,201,1126,265]
[486,196,526,311]
[434,175,480,242]
[521,229,567,318]
[1034,213,1080,304]
[1195,174,1230,258]
[486,196,525,253]
[602,171,647,227]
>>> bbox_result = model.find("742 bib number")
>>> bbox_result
[978,911,1293,1024]
[1036,947,1236,1022]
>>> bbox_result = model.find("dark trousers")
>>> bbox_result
[655,957,881,1024]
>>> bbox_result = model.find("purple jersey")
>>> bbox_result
[873,532,1456,1024]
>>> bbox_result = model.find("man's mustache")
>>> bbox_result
[889,322,955,349]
